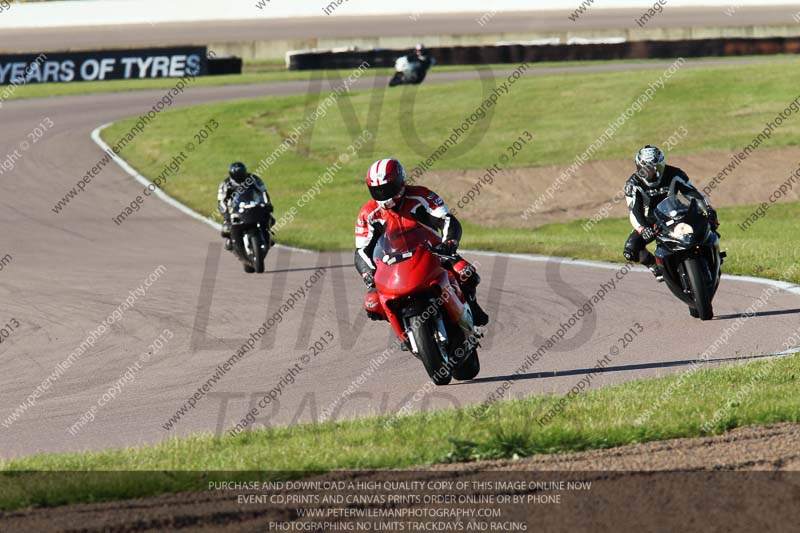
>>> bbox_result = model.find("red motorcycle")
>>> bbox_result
[371,223,481,385]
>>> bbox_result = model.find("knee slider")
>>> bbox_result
[622,247,636,262]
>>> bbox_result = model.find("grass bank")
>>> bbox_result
[101,58,800,281]
[2,354,798,510]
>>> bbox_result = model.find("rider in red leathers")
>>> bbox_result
[354,158,489,327]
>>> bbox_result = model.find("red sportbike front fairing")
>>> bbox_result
[371,219,480,385]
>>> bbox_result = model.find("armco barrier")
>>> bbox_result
[287,36,800,70]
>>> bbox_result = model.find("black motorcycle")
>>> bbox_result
[228,185,274,274]
[652,183,725,320]
[388,56,434,87]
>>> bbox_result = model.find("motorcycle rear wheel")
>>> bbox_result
[685,257,713,320]
[409,316,452,386]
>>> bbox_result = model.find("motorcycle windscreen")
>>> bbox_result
[655,195,708,245]
[231,186,263,210]
[372,225,443,299]
[230,186,270,226]
[372,225,438,266]
[655,194,689,221]
[655,191,711,220]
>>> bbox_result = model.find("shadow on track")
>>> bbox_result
[265,264,351,274]
[714,308,800,320]
[461,351,796,385]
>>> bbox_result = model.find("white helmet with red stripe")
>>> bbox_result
[366,158,406,209]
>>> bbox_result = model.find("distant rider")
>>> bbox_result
[623,145,718,280]
[218,162,273,252]
[405,43,435,84]
[354,158,489,326]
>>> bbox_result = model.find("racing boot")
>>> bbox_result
[364,288,387,321]
[221,221,233,251]
[648,264,664,283]
[465,289,489,327]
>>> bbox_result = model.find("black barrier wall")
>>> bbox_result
[208,56,243,76]
[0,46,209,84]
[288,36,800,70]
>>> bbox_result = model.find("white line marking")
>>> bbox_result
[465,250,800,297]
[91,123,312,254]
[92,123,221,231]
[92,123,800,294]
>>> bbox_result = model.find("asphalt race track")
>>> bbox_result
[1,67,800,459]
[1,5,799,53]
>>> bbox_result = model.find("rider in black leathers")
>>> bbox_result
[404,43,435,84]
[623,145,718,280]
[218,162,273,252]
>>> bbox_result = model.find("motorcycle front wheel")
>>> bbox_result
[448,327,480,381]
[388,73,404,87]
[685,257,713,320]
[452,350,480,381]
[247,228,266,273]
[408,315,452,386]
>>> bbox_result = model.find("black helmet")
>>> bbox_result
[229,162,248,183]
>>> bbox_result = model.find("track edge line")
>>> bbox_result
[90,123,312,254]
[91,123,800,295]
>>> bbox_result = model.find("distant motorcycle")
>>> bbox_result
[228,184,274,273]
[389,55,434,87]
[652,181,725,320]
[372,222,481,385]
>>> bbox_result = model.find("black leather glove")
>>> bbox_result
[362,272,375,288]
[433,240,459,256]
[639,226,657,241]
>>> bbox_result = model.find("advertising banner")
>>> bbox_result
[0,46,208,84]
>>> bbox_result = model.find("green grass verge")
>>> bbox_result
[485,202,800,283]
[101,57,800,282]
[2,354,799,510]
